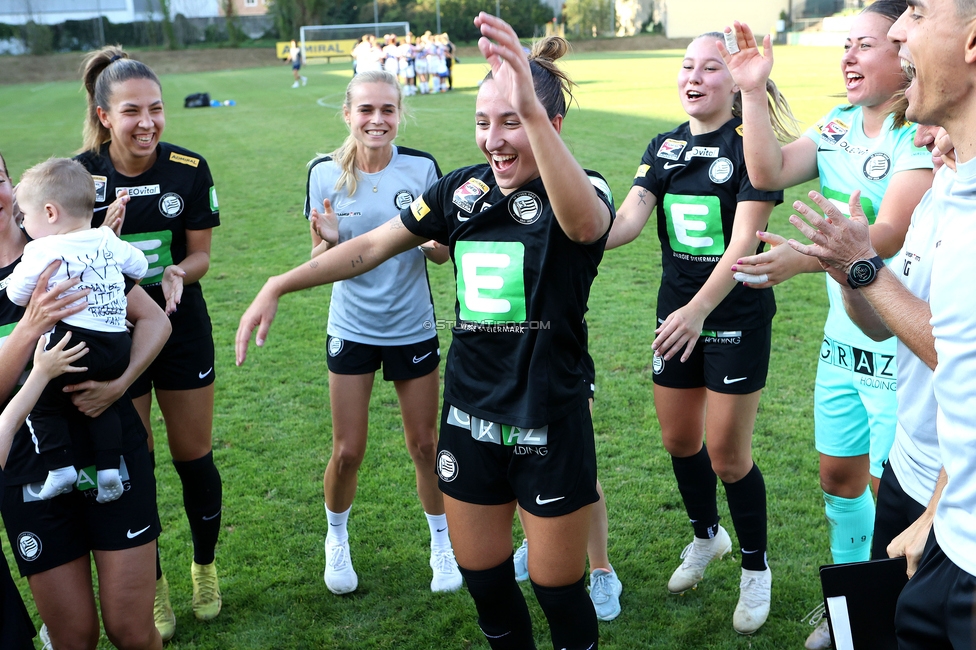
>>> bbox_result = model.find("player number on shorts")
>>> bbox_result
[455,241,526,323]
[663,194,725,256]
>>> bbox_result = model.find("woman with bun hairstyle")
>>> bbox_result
[304,68,461,596]
[75,46,224,641]
[606,31,797,635]
[239,14,613,649]
[0,148,171,650]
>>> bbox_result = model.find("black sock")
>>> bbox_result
[532,575,598,650]
[172,451,222,565]
[457,556,535,650]
[671,445,720,539]
[723,462,768,571]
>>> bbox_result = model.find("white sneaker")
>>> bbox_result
[429,548,463,592]
[301,76,308,86]
[291,81,300,88]
[589,567,623,621]
[667,526,732,594]
[324,538,358,594]
[733,566,771,635]
[803,603,833,649]
[39,623,52,650]
[513,538,529,582]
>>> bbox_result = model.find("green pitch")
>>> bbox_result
[2,43,854,648]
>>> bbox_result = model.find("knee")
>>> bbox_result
[104,621,157,650]
[405,430,437,464]
[662,434,702,458]
[819,468,865,498]
[330,444,365,475]
[710,456,751,484]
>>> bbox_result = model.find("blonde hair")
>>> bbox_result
[697,32,800,142]
[18,158,95,220]
[322,70,403,197]
[80,45,161,154]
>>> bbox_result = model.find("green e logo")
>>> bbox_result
[664,194,725,256]
[456,241,526,322]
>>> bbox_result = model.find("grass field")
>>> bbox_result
[1,43,853,649]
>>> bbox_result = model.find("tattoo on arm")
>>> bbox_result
[309,260,319,268]
[350,255,364,268]
[637,189,648,206]
[389,218,404,231]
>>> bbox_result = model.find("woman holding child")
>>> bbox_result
[0,149,170,649]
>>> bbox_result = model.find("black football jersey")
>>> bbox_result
[401,164,613,428]
[76,143,218,340]
[634,118,780,329]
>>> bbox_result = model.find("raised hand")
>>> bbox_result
[787,190,874,281]
[718,21,774,95]
[310,198,339,248]
[474,12,546,121]
[32,331,89,380]
[161,265,186,315]
[732,231,802,288]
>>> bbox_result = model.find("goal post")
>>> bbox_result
[297,22,411,63]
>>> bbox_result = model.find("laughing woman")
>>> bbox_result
[721,2,933,645]
[605,32,797,634]
[75,46,224,641]
[239,13,613,649]
[304,69,461,596]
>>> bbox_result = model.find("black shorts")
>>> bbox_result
[895,529,976,649]
[580,351,595,400]
[326,335,440,381]
[129,332,215,396]
[651,323,771,394]
[872,462,927,559]
[1,443,161,576]
[436,400,599,518]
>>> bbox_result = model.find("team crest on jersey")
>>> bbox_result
[509,191,542,225]
[411,196,430,221]
[169,152,200,167]
[452,177,490,212]
[735,124,745,136]
[862,152,891,181]
[437,450,458,482]
[328,337,343,357]
[158,193,184,218]
[394,190,414,210]
[92,175,107,203]
[657,139,687,161]
[684,146,719,161]
[819,119,849,145]
[118,184,160,198]
[635,164,651,178]
[17,532,41,562]
[708,158,734,184]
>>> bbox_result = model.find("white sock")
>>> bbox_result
[39,466,77,500]
[426,512,450,551]
[326,504,350,543]
[96,468,123,504]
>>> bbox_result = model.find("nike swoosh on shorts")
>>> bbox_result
[535,495,565,506]
[127,525,151,539]
[412,352,433,364]
[723,376,747,384]
[199,367,214,379]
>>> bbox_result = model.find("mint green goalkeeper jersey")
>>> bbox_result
[802,105,932,349]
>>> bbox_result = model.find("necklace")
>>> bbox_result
[363,154,394,192]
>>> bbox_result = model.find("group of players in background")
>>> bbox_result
[0,0,969,648]
[353,31,456,94]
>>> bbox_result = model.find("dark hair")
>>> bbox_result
[863,0,908,22]
[80,45,161,154]
[484,36,575,120]
[0,149,6,177]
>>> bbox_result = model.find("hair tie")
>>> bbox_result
[109,54,122,63]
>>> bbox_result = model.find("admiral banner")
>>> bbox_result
[276,40,359,59]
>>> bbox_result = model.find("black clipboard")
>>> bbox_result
[818,557,908,650]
